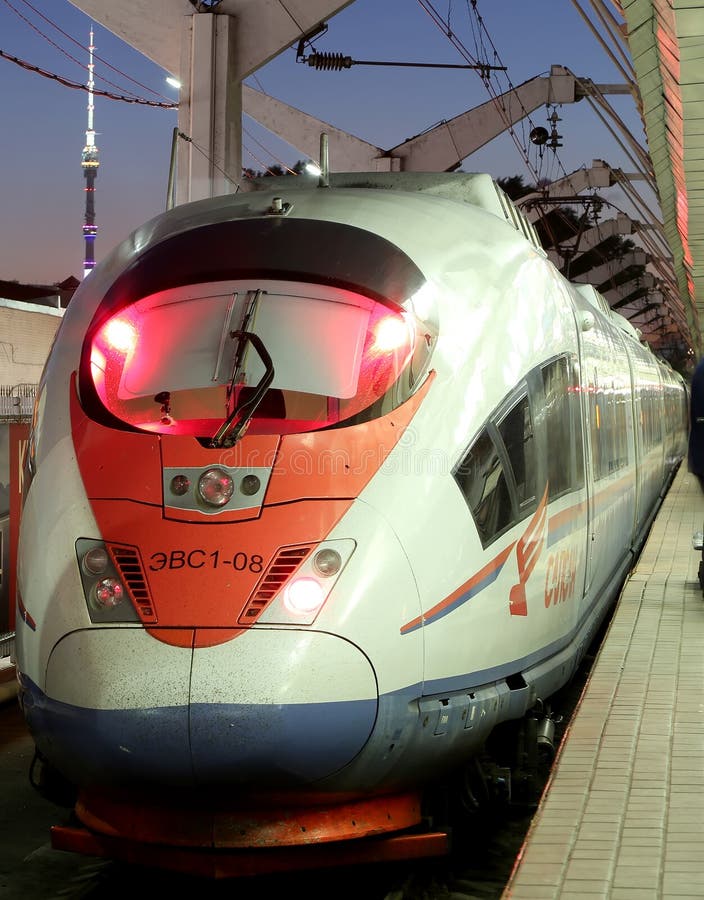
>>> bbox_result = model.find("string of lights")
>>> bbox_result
[0,5,295,174]
[2,0,86,72]
[0,47,177,107]
[10,0,174,101]
[1,0,151,101]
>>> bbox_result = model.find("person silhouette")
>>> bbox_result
[689,357,704,493]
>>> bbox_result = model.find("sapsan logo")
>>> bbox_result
[509,485,549,617]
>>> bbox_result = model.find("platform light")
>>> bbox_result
[166,76,181,89]
[305,161,321,177]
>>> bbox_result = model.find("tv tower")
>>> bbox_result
[81,27,99,278]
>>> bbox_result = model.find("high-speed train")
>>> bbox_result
[15,171,687,872]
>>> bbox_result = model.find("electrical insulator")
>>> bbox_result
[306,52,353,71]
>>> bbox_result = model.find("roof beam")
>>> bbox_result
[571,250,647,286]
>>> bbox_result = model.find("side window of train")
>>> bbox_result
[497,394,535,508]
[454,390,536,546]
[592,378,629,479]
[541,355,584,498]
[591,386,611,480]
[652,387,663,445]
[455,430,514,546]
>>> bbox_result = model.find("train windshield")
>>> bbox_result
[87,278,435,439]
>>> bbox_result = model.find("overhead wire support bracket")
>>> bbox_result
[298,50,505,77]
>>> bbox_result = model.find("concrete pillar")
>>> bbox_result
[177,13,241,203]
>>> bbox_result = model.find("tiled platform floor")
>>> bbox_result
[504,465,704,899]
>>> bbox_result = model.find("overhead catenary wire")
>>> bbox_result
[416,0,615,279]
[0,47,177,107]
[3,0,87,74]
[415,0,559,184]
[2,1,298,177]
[458,0,655,306]
[574,78,655,183]
[242,144,281,177]
[242,122,298,175]
[414,0,661,317]
[447,0,689,350]
[177,130,242,188]
[7,0,174,101]
[532,183,686,325]
[463,0,575,186]
[570,0,638,86]
[2,0,159,102]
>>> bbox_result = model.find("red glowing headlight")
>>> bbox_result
[101,317,138,354]
[94,577,125,608]
[372,314,413,352]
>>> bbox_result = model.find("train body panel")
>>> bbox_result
[14,172,687,857]
[27,625,379,788]
[16,432,98,688]
[362,248,590,692]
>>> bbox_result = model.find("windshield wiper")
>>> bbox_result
[210,330,275,448]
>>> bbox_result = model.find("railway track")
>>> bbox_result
[1,616,602,900]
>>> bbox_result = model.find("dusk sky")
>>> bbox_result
[0,0,650,285]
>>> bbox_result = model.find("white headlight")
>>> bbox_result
[284,578,325,615]
[198,468,234,507]
[313,548,342,577]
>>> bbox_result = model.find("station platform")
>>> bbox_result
[504,463,704,899]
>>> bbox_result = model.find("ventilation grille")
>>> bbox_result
[108,544,157,624]
[239,545,313,624]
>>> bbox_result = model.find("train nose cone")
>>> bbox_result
[39,629,194,787]
[37,628,377,790]
[188,629,378,786]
